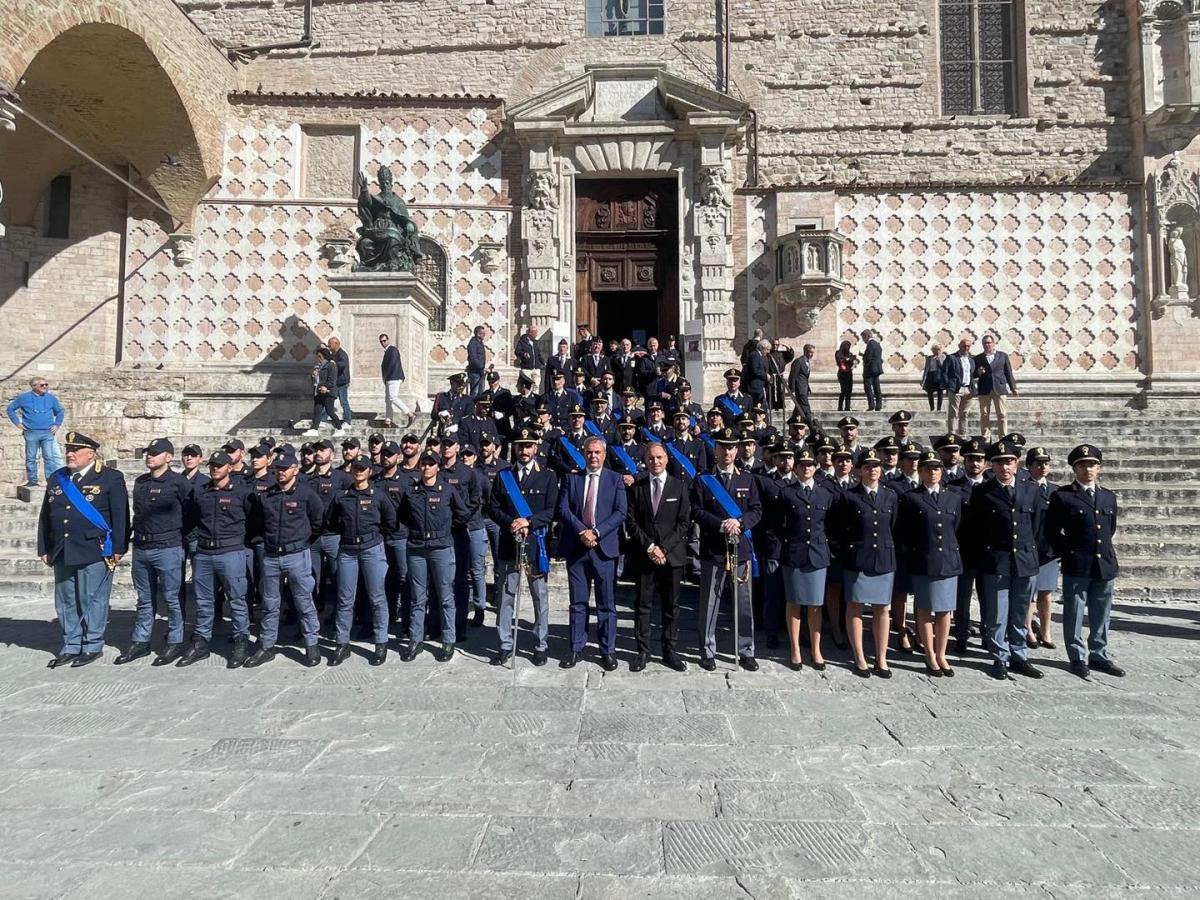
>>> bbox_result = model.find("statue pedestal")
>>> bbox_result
[326,272,439,419]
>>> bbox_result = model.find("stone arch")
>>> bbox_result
[0,0,234,225]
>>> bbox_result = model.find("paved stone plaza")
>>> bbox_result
[0,584,1197,899]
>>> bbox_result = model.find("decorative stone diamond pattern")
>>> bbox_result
[834,191,1140,375]
[361,109,502,206]
[746,195,774,333]
[212,122,298,202]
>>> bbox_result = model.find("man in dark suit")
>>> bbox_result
[556,436,628,669]
[545,338,574,387]
[581,339,611,388]
[861,329,884,412]
[625,442,691,672]
[972,333,1018,440]
[741,339,770,408]
[467,325,488,398]
[612,338,639,394]
[514,325,544,393]
[788,343,815,426]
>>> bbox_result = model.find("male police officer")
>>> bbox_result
[117,438,192,666]
[38,431,130,668]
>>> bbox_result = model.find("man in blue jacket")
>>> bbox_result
[467,325,488,398]
[861,329,884,412]
[8,376,65,487]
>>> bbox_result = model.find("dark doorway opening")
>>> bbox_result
[575,177,677,347]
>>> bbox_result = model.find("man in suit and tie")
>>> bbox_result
[545,338,574,387]
[788,343,816,427]
[466,325,488,398]
[612,338,638,394]
[557,436,628,670]
[972,333,1018,440]
[514,325,544,393]
[582,338,611,388]
[861,329,884,412]
[625,442,691,672]
[741,339,770,409]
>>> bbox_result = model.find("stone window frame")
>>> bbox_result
[583,0,666,38]
[936,0,1028,117]
[298,124,361,200]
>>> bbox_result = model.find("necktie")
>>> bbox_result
[583,473,596,528]
[519,466,526,486]
[723,472,732,491]
[72,472,82,484]
[652,477,661,514]
[802,484,811,500]
[1087,487,1096,507]
[1005,484,1014,502]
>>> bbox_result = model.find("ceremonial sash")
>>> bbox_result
[698,431,716,449]
[56,471,113,557]
[718,395,743,419]
[609,443,639,475]
[640,427,665,444]
[583,420,603,438]
[557,436,587,471]
[698,472,759,576]
[666,443,697,480]
[497,468,549,575]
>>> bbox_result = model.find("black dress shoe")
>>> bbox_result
[941,666,955,678]
[1039,638,1056,649]
[662,651,687,672]
[1070,661,1091,680]
[924,662,944,677]
[1009,658,1044,679]
[560,651,580,669]
[989,660,1012,681]
[1090,658,1125,677]
[738,656,759,672]
[370,644,388,666]
[629,653,648,673]
[1026,635,1039,650]
[470,608,485,628]
[115,642,151,665]
[852,664,871,678]
[872,665,893,679]
[787,659,803,672]
[531,650,548,667]
[491,649,513,667]
[400,643,421,662]
[153,644,184,666]
[436,642,455,662]
[600,654,618,672]
[243,646,276,668]
[177,639,210,667]
[71,651,102,668]
[955,637,969,654]
[811,660,826,672]
[329,644,351,666]
[699,655,716,671]
[227,637,250,670]
[304,644,322,667]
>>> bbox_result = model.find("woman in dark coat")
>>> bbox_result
[921,344,947,411]
[308,347,343,436]
[835,340,857,412]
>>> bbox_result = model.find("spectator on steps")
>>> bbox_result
[7,376,65,487]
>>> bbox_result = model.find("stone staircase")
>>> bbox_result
[1,406,1196,605]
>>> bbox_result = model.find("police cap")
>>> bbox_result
[382,441,402,457]
[182,443,203,458]
[714,427,739,446]
[837,416,860,429]
[1068,444,1103,465]
[207,450,233,468]
[513,427,540,445]
[1026,446,1051,465]
[274,452,299,469]
[856,447,883,467]
[918,450,943,468]
[888,410,913,425]
[723,368,740,380]
[987,441,1019,462]
[341,437,361,450]
[222,438,245,453]
[142,437,174,456]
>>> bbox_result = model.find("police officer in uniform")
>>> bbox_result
[1026,445,1059,649]
[375,440,416,634]
[543,369,576,429]
[489,428,559,666]
[178,443,208,617]
[117,438,192,666]
[715,368,752,427]
[440,431,481,645]
[460,444,492,628]
[305,438,350,621]
[459,392,501,454]
[244,451,323,668]
[327,457,398,666]
[38,431,130,668]
[432,372,473,428]
[1048,444,1124,679]
[888,409,916,446]
[948,437,988,653]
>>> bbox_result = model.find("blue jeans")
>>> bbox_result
[980,571,1034,664]
[336,543,389,644]
[408,546,456,644]
[1061,575,1115,665]
[260,551,318,649]
[338,385,352,425]
[23,429,62,484]
[309,533,340,614]
[468,528,489,612]
[452,529,472,637]
[483,519,500,606]
[193,550,250,641]
[131,546,185,645]
[53,559,114,654]
[495,558,549,652]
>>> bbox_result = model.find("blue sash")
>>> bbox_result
[718,395,743,420]
[557,436,587,471]
[609,444,639,475]
[698,472,758,576]
[666,443,697,480]
[698,431,716,449]
[498,468,549,575]
[640,426,665,444]
[56,470,113,557]
[583,420,603,438]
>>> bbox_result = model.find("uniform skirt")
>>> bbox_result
[783,566,827,607]
[912,574,957,613]
[843,570,894,606]
[1035,559,1060,593]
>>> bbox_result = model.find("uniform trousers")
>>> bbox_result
[309,533,340,615]
[193,550,250,642]
[131,546,184,645]
[467,527,489,612]
[1061,575,1115,666]
[566,550,617,654]
[495,557,550,652]
[633,563,683,655]
[384,537,409,630]
[698,558,755,659]
[336,543,389,645]
[408,545,456,644]
[383,379,411,422]
[483,518,501,605]
[451,529,473,638]
[259,550,318,649]
[761,558,785,639]
[954,567,983,642]
[863,375,883,411]
[178,536,198,613]
[980,571,1034,664]
[53,559,115,655]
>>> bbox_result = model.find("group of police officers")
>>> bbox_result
[37,359,1124,681]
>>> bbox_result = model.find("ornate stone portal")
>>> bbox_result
[1151,155,1200,317]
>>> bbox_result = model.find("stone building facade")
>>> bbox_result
[1,0,1200,479]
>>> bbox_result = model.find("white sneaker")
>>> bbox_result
[293,419,312,430]
[332,428,346,437]
[302,429,319,437]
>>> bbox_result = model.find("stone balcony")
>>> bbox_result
[770,228,849,334]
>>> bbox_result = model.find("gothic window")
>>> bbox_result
[584,0,665,37]
[415,237,448,331]
[44,174,71,239]
[940,0,1019,116]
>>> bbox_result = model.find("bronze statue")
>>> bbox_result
[354,167,424,272]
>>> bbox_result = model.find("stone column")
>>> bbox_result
[0,100,15,238]
[514,125,564,340]
[693,156,738,401]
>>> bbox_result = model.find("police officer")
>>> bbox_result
[223,438,251,481]
[888,409,916,446]
[692,427,763,671]
[244,443,274,619]
[244,451,323,668]
[182,451,252,668]
[305,438,350,621]
[117,438,192,666]
[715,368,752,427]
[440,431,481,644]
[837,417,862,456]
[178,443,208,618]
[489,427,559,666]
[668,411,710,479]
[554,405,590,475]
[432,372,473,428]
[1026,445,1059,649]
[888,440,922,655]
[966,440,1043,681]
[935,433,964,480]
[948,437,988,653]
[38,431,130,668]
[459,392,501,454]
[374,440,413,634]
[543,369,575,429]
[398,449,468,662]
[1048,444,1124,679]
[460,444,492,629]
[327,457,398,666]
[478,434,509,612]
